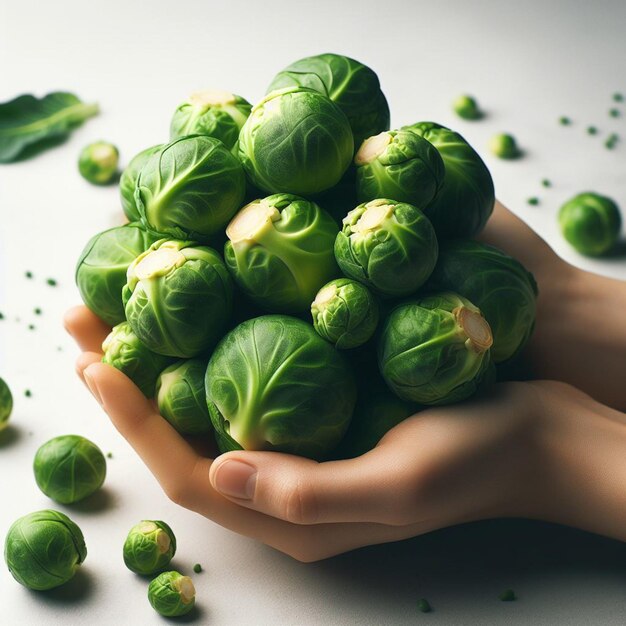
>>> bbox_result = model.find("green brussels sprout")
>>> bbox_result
[224,194,338,313]
[238,87,353,195]
[136,135,246,242]
[334,199,438,297]
[75,223,160,326]
[33,435,107,504]
[78,141,119,185]
[123,240,233,358]
[425,241,537,363]
[335,390,418,458]
[4,510,87,590]
[489,133,521,159]
[156,359,211,435]
[206,315,357,460]
[403,122,495,239]
[119,144,163,222]
[311,278,379,349]
[123,520,176,575]
[0,377,12,430]
[558,192,622,256]
[354,130,445,208]
[148,571,196,617]
[102,322,175,397]
[452,94,482,120]
[379,293,493,405]
[266,53,390,148]
[170,89,251,149]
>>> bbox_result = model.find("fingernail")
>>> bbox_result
[84,369,103,405]
[213,460,257,500]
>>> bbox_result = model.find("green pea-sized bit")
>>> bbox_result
[587,126,598,135]
[34,307,42,315]
[0,312,4,320]
[613,93,624,102]
[28,324,35,330]
[24,389,32,397]
[541,179,551,188]
[559,116,571,126]
[193,563,202,573]
[527,197,539,206]
[417,598,432,613]
[106,452,113,459]
[609,108,621,118]
[46,278,58,287]
[25,271,33,279]
[499,589,517,601]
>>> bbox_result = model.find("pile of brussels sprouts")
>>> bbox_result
[75,52,538,462]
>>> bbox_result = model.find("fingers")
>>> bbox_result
[64,305,111,353]
[208,422,430,526]
[75,351,102,385]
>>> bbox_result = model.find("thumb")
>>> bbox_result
[208,434,423,526]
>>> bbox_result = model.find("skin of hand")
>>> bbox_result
[64,202,626,561]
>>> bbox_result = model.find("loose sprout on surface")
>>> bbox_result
[148,571,196,617]
[488,133,521,159]
[452,94,482,120]
[0,377,12,430]
[78,141,119,185]
[123,520,176,576]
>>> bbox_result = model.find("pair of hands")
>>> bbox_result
[65,201,626,562]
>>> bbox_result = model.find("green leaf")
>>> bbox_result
[0,92,99,163]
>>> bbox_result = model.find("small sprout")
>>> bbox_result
[559,116,571,125]
[527,197,539,206]
[0,377,13,430]
[489,133,521,159]
[417,598,432,613]
[609,108,621,118]
[193,563,202,574]
[499,589,517,602]
[24,389,32,398]
[148,571,196,617]
[452,94,482,120]
[25,271,33,279]
[541,179,551,187]
[613,92,624,102]
[34,435,107,504]
[123,520,176,575]
[78,141,119,185]
[34,307,42,315]
[46,278,57,287]
[587,126,598,135]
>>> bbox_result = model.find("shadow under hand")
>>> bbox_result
[0,424,22,448]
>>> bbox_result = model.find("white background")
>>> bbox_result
[1,0,625,624]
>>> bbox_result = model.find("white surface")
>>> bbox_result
[1,0,625,624]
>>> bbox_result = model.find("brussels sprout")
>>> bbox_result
[403,122,495,239]
[75,223,160,326]
[119,144,163,222]
[170,89,251,149]
[33,435,106,504]
[148,571,196,617]
[354,130,444,208]
[334,199,438,297]
[206,315,357,460]
[224,194,338,313]
[558,192,622,256]
[489,133,521,159]
[425,241,538,362]
[4,510,87,590]
[311,278,379,349]
[379,293,493,405]
[78,141,119,185]
[123,240,233,358]
[0,377,12,430]
[136,135,246,242]
[102,322,175,397]
[156,359,211,435]
[335,390,418,458]
[266,53,390,148]
[238,87,353,195]
[452,94,482,120]
[123,520,176,575]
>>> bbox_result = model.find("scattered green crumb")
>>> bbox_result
[193,563,202,573]
[34,307,42,315]
[28,324,35,331]
[24,389,32,398]
[499,589,517,602]
[46,278,58,287]
[106,452,113,459]
[25,271,33,279]
[587,126,598,135]
[541,179,551,188]
[417,598,432,613]
[605,133,619,149]
[527,197,540,206]
[559,116,571,126]
[609,108,621,118]
[0,312,4,320]
[613,93,624,102]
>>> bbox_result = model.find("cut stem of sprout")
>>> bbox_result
[354,200,395,233]
[226,201,281,243]
[188,89,236,107]
[354,132,392,165]
[455,307,493,353]
[134,247,185,280]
